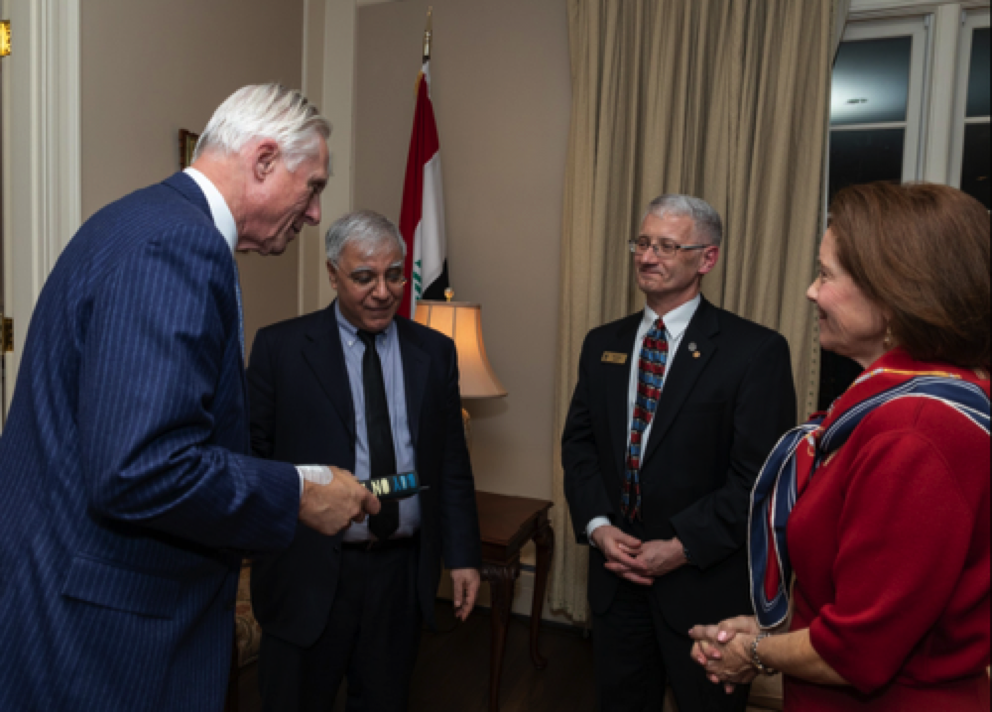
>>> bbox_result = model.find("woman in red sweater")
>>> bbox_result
[689,182,991,711]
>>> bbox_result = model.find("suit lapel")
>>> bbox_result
[396,319,430,448]
[642,300,720,466]
[302,304,356,439]
[608,316,643,476]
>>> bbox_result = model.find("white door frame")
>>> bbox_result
[300,0,359,316]
[1,0,82,421]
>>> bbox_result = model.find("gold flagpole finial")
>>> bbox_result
[423,7,433,62]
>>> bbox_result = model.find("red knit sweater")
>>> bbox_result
[785,351,991,711]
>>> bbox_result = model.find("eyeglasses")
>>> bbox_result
[628,237,712,258]
[335,265,409,291]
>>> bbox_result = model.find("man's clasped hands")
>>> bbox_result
[594,525,772,694]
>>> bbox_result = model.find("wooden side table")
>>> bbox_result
[476,491,555,712]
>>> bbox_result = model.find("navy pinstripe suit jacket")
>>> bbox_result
[0,173,301,712]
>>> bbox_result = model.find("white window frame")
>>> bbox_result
[832,17,931,184]
[949,8,991,189]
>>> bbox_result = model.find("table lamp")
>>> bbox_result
[414,290,507,449]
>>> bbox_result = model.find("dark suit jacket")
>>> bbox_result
[247,305,482,647]
[563,298,796,633]
[0,173,300,712]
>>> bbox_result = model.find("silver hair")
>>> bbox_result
[193,84,332,171]
[643,195,724,247]
[325,211,407,264]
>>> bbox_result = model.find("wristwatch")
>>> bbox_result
[682,544,693,565]
[750,633,779,676]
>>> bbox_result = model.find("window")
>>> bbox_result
[829,18,929,202]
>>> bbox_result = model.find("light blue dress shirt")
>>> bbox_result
[336,303,421,542]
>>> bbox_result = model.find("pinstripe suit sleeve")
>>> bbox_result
[77,226,299,552]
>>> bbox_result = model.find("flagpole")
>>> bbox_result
[423,7,433,63]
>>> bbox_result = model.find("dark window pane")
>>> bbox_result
[829,129,905,202]
[961,123,991,210]
[832,37,913,126]
[967,29,991,119]
[818,350,864,412]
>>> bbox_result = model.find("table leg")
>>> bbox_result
[530,517,554,670]
[483,560,520,712]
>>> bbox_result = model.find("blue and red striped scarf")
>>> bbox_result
[749,363,991,629]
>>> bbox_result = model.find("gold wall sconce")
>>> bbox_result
[0,21,11,58]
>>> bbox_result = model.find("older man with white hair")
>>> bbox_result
[0,84,379,712]
[248,210,482,712]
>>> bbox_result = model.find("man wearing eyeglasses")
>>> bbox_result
[562,195,797,711]
[246,210,482,712]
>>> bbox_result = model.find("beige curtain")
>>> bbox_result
[550,0,844,624]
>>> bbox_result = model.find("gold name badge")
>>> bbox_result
[602,352,628,365]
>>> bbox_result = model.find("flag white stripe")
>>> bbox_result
[416,153,446,294]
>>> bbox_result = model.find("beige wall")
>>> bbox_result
[80,0,305,352]
[356,0,571,499]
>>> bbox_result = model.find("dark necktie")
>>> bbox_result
[358,330,400,541]
[622,318,669,522]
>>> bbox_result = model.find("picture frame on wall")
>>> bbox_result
[179,129,200,170]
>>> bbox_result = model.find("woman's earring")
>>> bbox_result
[884,325,894,350]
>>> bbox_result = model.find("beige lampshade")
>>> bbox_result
[414,301,507,399]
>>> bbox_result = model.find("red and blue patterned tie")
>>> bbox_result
[622,318,669,522]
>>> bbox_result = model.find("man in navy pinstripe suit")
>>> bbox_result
[0,85,379,712]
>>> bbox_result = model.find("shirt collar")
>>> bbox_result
[184,167,238,254]
[642,294,702,340]
[335,302,396,347]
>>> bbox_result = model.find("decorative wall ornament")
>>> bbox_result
[0,21,10,57]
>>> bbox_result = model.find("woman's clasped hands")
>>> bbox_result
[689,615,764,694]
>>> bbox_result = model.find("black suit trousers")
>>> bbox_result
[593,579,750,712]
[258,541,422,712]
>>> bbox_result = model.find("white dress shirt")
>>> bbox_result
[184,168,322,497]
[586,295,702,545]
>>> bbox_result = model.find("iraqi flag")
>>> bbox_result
[399,61,449,319]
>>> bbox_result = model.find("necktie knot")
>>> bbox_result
[358,330,381,348]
